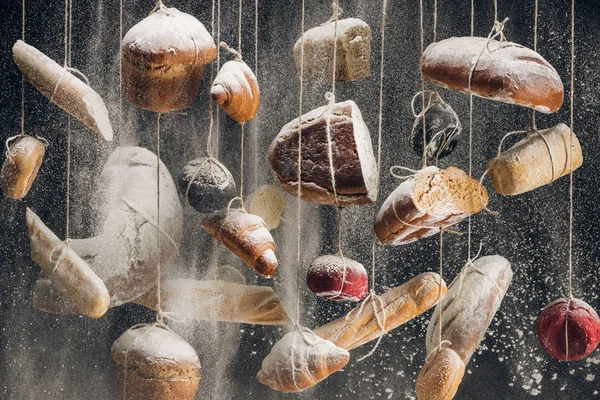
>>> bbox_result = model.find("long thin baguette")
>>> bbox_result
[315,272,446,350]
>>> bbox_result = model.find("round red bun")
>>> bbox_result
[306,255,368,302]
[537,297,600,361]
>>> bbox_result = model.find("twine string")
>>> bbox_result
[20,0,25,135]
[155,113,164,325]
[419,0,427,167]
[531,0,539,129]
[206,0,216,158]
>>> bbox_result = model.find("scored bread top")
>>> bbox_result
[111,325,200,380]
[122,7,216,66]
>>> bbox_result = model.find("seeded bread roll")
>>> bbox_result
[421,36,564,113]
[294,18,372,82]
[122,7,216,113]
[375,166,488,245]
[269,100,377,206]
[416,348,465,400]
[487,123,582,196]
[112,325,200,400]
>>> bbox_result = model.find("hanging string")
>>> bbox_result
[155,113,164,325]
[63,0,73,242]
[336,207,344,257]
[433,0,438,43]
[20,0,25,136]
[295,0,306,328]
[471,0,475,36]
[118,0,123,142]
[493,0,499,23]
[206,0,216,158]
[467,0,475,260]
[567,0,575,300]
[437,229,444,345]
[238,0,243,54]
[531,0,539,129]
[252,0,259,188]
[215,0,221,156]
[238,0,245,206]
[419,0,427,167]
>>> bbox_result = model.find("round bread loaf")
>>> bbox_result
[112,325,201,400]
[122,7,216,113]
[1,135,45,199]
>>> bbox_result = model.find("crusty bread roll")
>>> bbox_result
[315,272,446,350]
[1,135,45,199]
[375,166,488,245]
[211,59,260,123]
[269,100,377,205]
[26,208,110,318]
[12,40,113,140]
[122,7,216,113]
[202,208,278,277]
[294,18,371,82]
[487,123,583,196]
[112,325,200,400]
[257,329,350,392]
[421,36,564,113]
[426,255,513,364]
[416,348,465,400]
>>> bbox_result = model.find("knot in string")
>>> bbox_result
[410,90,442,119]
[326,2,342,24]
[389,165,419,181]
[48,239,72,275]
[220,41,243,61]
[5,134,25,158]
[295,325,319,346]
[425,340,453,364]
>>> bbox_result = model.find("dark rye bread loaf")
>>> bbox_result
[112,325,200,400]
[421,36,564,113]
[268,100,377,206]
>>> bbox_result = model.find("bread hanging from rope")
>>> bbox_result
[112,325,201,400]
[246,185,286,230]
[178,156,237,214]
[257,328,350,392]
[487,123,583,196]
[1,135,46,199]
[269,99,377,206]
[315,272,446,350]
[416,347,465,400]
[306,254,368,302]
[426,255,513,364]
[26,208,110,319]
[211,57,260,122]
[122,6,216,113]
[421,36,564,113]
[12,40,113,140]
[411,98,462,163]
[201,208,278,277]
[375,166,488,245]
[294,18,372,82]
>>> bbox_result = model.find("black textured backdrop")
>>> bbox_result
[1,0,600,399]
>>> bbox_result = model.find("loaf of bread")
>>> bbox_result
[246,185,286,230]
[315,272,446,350]
[26,208,110,318]
[112,325,200,400]
[257,329,350,392]
[375,166,488,245]
[1,135,45,199]
[426,255,513,364]
[122,7,216,113]
[294,18,371,82]
[178,156,237,214]
[202,208,278,277]
[269,100,377,205]
[487,123,583,196]
[416,347,465,400]
[421,37,564,113]
[211,59,260,123]
[306,254,368,302]
[12,40,113,140]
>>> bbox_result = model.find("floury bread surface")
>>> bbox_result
[269,100,377,206]
[375,166,488,245]
[122,7,216,112]
[1,135,45,199]
[421,36,564,113]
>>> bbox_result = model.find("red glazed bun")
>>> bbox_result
[306,255,368,302]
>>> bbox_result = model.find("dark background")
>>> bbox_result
[1,0,600,399]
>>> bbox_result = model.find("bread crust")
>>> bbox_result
[416,348,465,400]
[1,136,45,199]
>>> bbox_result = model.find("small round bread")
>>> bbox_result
[246,185,286,230]
[306,254,368,302]
[122,7,216,113]
[178,156,237,214]
[1,135,45,199]
[111,325,201,400]
[416,348,465,400]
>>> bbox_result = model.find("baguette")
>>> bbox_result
[315,272,446,350]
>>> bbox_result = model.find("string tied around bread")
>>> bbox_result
[467,17,510,94]
[184,156,229,206]
[220,41,243,62]
[424,340,453,364]
[478,126,557,215]
[453,243,502,299]
[325,1,343,24]
[48,238,72,276]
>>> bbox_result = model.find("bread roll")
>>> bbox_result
[122,7,216,113]
[257,329,350,392]
[201,208,278,277]
[211,60,260,123]
[421,36,564,113]
[294,18,371,82]
[416,348,465,400]
[306,254,368,302]
[12,40,113,140]
[26,208,110,318]
[315,272,446,350]
[246,185,286,230]
[411,102,461,163]
[178,156,236,214]
[112,325,200,400]
[1,135,45,199]
[269,100,377,205]
[426,255,513,364]
[375,166,488,245]
[487,123,583,196]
